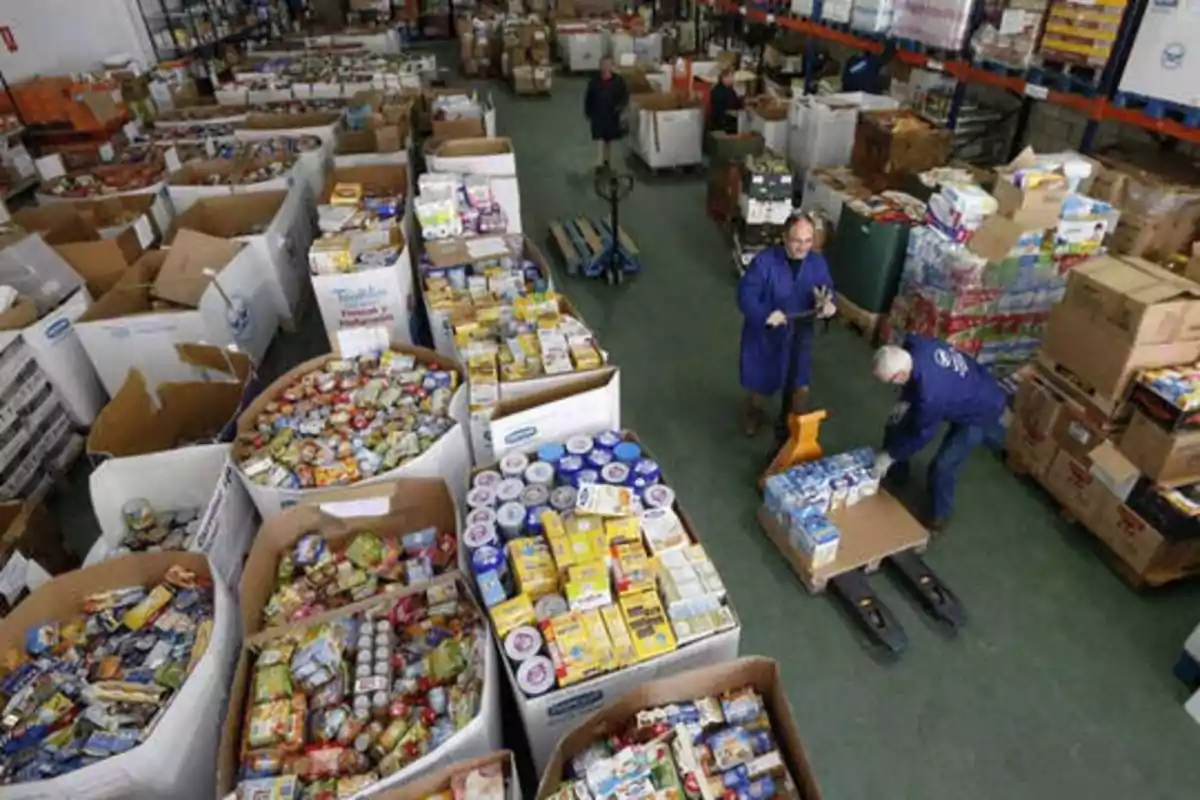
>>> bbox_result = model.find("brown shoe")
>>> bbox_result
[742,393,764,437]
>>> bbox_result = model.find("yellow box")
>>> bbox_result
[489,593,535,639]
[612,541,654,595]
[620,590,677,662]
[330,182,364,206]
[604,517,641,547]
[601,604,637,668]
[541,509,567,541]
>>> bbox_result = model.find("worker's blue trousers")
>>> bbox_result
[885,417,1005,522]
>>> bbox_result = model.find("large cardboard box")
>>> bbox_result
[0,552,236,799]
[1119,409,1200,487]
[1007,367,1066,477]
[86,346,255,461]
[58,192,172,247]
[747,99,788,155]
[86,443,257,589]
[0,229,108,425]
[12,205,144,297]
[75,233,280,397]
[787,92,899,175]
[632,94,705,170]
[167,186,315,331]
[166,158,292,213]
[535,658,822,799]
[426,139,521,235]
[217,574,501,798]
[239,477,459,635]
[1041,448,1110,527]
[234,111,341,196]
[1091,487,1200,576]
[231,345,472,517]
[1042,302,1200,405]
[1062,255,1200,345]
[473,367,621,465]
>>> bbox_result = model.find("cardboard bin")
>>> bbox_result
[0,552,237,799]
[535,658,822,800]
[372,751,520,800]
[0,497,79,615]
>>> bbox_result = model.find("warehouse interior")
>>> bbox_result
[0,0,1197,798]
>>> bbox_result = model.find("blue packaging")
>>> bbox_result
[586,448,614,469]
[575,469,600,487]
[631,458,661,489]
[471,546,511,607]
[556,454,584,485]
[525,505,552,536]
[601,462,631,485]
[594,430,623,450]
[537,442,566,463]
[613,442,641,463]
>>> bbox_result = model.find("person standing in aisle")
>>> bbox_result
[870,335,1007,532]
[737,214,836,437]
[584,57,629,171]
[708,68,744,135]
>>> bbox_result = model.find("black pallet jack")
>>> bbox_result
[595,166,636,286]
[762,302,967,657]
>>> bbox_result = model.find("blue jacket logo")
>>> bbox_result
[504,426,538,446]
[45,317,71,340]
[1162,43,1186,70]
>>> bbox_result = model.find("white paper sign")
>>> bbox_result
[336,325,391,358]
[165,145,182,172]
[99,143,116,163]
[0,552,28,604]
[320,497,391,518]
[34,154,66,182]
[205,138,217,157]
[123,120,142,141]
[134,215,155,248]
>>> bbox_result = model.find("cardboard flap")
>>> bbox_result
[175,342,253,382]
[241,110,342,130]
[423,235,511,268]
[168,191,288,241]
[320,164,408,201]
[968,215,1043,262]
[0,296,38,330]
[432,137,513,159]
[78,252,163,324]
[154,229,245,307]
[1088,440,1140,500]
[88,370,184,457]
[370,752,514,800]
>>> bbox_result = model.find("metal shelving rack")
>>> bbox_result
[0,70,39,206]
[136,0,292,63]
[699,0,1197,151]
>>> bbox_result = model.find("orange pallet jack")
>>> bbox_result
[760,308,827,489]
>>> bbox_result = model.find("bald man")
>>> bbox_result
[872,334,1006,532]
[737,214,836,436]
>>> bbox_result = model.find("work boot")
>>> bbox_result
[742,393,764,438]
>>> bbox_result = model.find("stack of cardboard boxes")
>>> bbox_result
[1090,152,1200,263]
[504,20,553,95]
[1010,254,1200,584]
[458,14,502,77]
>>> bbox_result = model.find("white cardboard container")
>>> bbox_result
[515,602,740,774]
[76,233,280,397]
[168,185,315,331]
[426,138,521,234]
[231,348,473,517]
[312,258,415,349]
[564,30,608,72]
[788,92,899,174]
[1118,3,1200,107]
[0,552,237,800]
[86,443,258,590]
[166,160,294,215]
[473,367,621,465]
[632,97,704,169]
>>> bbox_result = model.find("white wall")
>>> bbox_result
[0,0,155,81]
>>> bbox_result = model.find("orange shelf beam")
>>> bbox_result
[702,0,1200,144]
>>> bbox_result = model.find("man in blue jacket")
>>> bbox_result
[871,335,1006,532]
[737,215,836,436]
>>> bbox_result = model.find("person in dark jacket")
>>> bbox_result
[871,335,1007,532]
[584,57,629,170]
[737,214,836,436]
[708,68,744,135]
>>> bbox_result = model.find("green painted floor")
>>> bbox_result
[487,77,1200,798]
[46,65,1200,798]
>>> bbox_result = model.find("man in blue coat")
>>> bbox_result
[871,335,1007,532]
[737,215,836,436]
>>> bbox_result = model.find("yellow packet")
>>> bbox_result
[490,593,536,639]
[123,584,174,631]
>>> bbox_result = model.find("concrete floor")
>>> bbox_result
[48,67,1200,798]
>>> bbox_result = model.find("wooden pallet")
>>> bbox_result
[837,295,883,344]
[757,493,929,595]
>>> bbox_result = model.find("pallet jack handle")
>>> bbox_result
[594,166,635,285]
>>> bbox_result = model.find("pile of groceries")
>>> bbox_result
[234,582,485,798]
[260,529,457,628]
[114,499,202,555]
[235,349,460,491]
[545,685,804,800]
[763,448,881,569]
[311,180,406,276]
[0,566,213,784]
[466,432,738,698]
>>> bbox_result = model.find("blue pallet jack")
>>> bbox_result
[763,309,966,656]
[549,167,640,284]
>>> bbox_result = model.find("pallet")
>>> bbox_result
[634,152,703,177]
[836,295,882,344]
[757,495,929,595]
[1113,92,1200,129]
[1026,59,1105,96]
[549,216,641,278]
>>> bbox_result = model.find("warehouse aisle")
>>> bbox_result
[492,77,1200,798]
